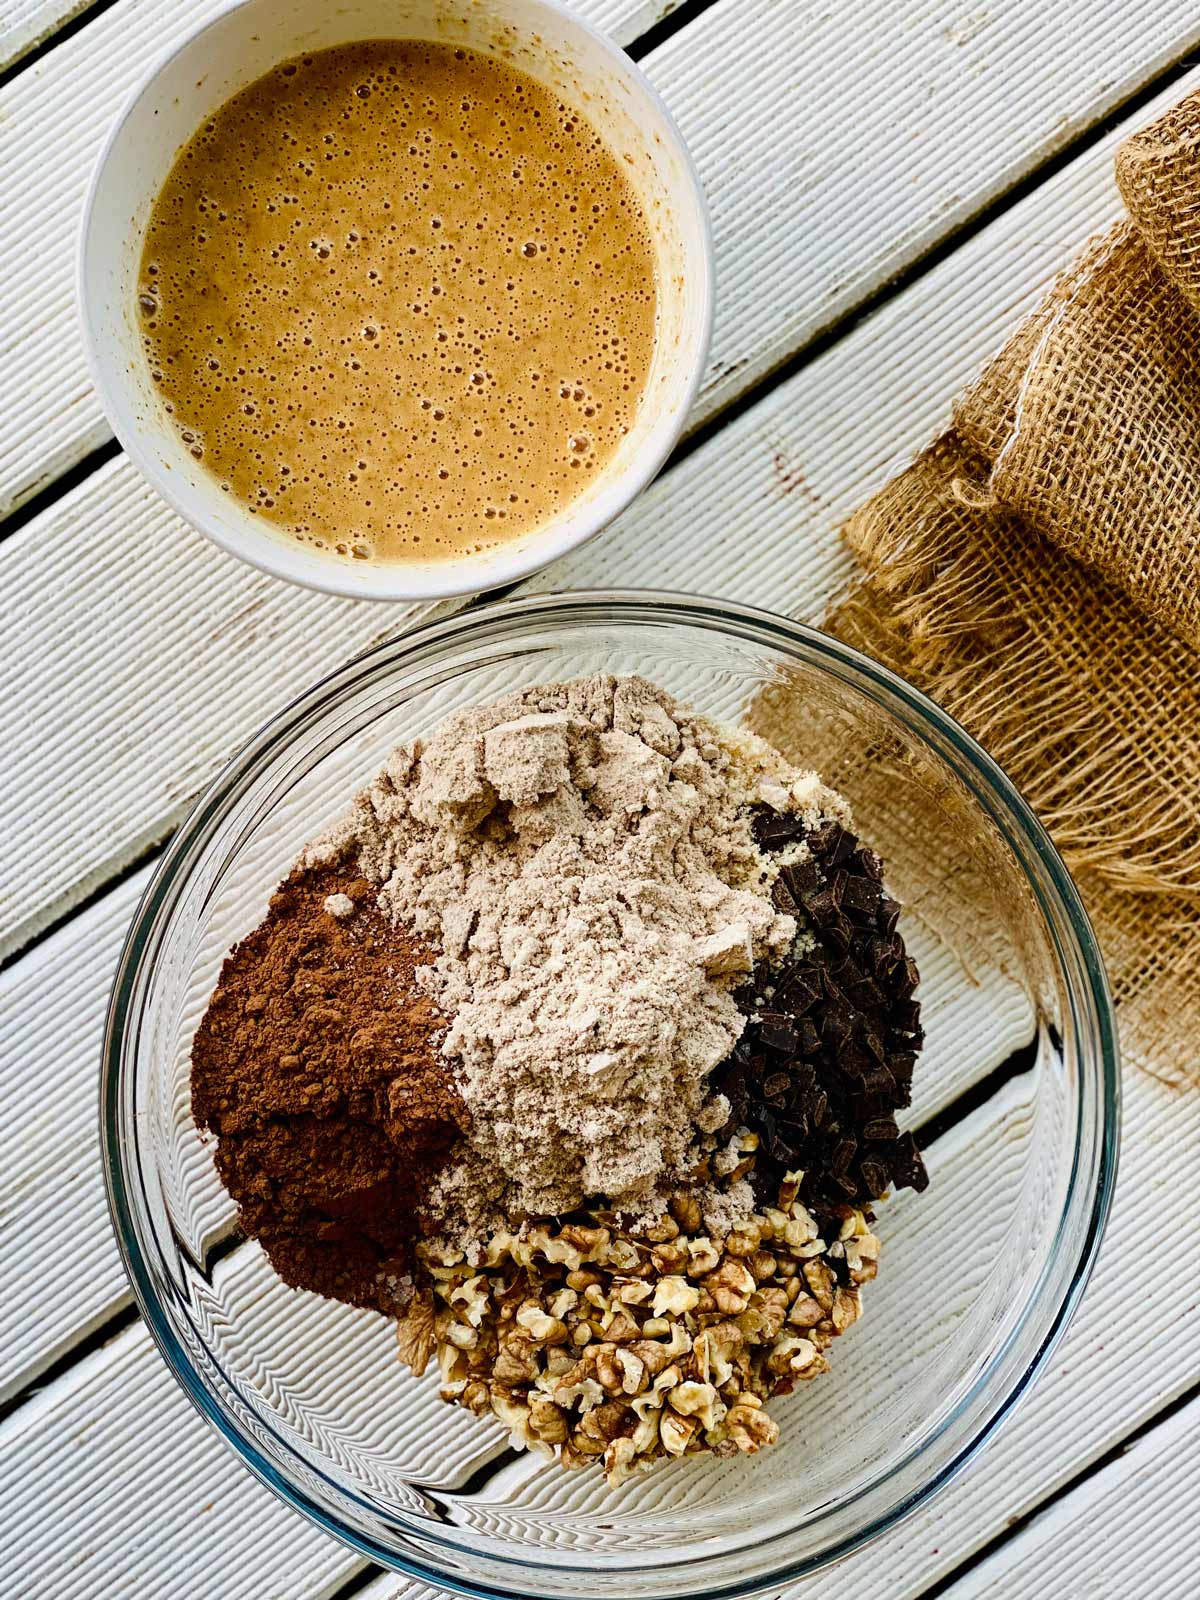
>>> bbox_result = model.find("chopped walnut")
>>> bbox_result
[395,1291,436,1376]
[394,1180,882,1483]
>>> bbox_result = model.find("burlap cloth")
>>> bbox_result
[760,93,1200,1085]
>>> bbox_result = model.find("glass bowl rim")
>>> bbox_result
[101,588,1120,1598]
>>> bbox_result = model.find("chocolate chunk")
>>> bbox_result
[804,885,842,927]
[768,1128,798,1166]
[795,1017,820,1055]
[758,1016,803,1054]
[842,876,882,921]
[830,1137,857,1175]
[845,974,886,1011]
[822,914,854,955]
[890,1024,925,1054]
[859,1156,892,1197]
[821,1007,853,1048]
[788,1061,817,1095]
[859,1024,888,1065]
[777,963,822,1015]
[772,876,799,913]
[807,820,855,867]
[818,968,850,1005]
[854,846,885,883]
[761,1071,791,1106]
[858,1064,897,1105]
[781,858,823,903]
[830,831,856,868]
[842,1042,879,1078]
[831,953,864,988]
[866,935,901,976]
[752,808,809,849]
[805,820,841,857]
[892,1000,922,1034]
[711,806,927,1218]
[892,956,921,1000]
[862,1115,900,1142]
[888,1052,917,1093]
[891,1132,929,1192]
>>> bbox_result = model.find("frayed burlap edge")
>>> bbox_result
[823,436,1199,1081]
[749,89,1200,1083]
[838,437,1200,898]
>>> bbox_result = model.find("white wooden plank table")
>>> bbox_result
[3,2,1198,1597]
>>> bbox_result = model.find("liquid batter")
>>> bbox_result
[138,40,658,562]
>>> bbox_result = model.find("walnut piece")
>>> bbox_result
[395,1291,436,1376]
[396,1180,883,1484]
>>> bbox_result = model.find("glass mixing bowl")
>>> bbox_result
[102,592,1118,1598]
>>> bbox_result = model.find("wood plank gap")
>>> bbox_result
[0,437,121,542]
[17,25,1196,541]
[667,39,1200,479]
[915,1373,1200,1600]
[205,1226,245,1272]
[0,0,685,91]
[627,0,717,61]
[913,1037,1038,1150]
[0,1215,244,1423]
[447,1446,523,1498]
[0,1302,139,1428]
[0,834,161,977]
[0,0,112,85]
[0,572,525,977]
[0,0,695,98]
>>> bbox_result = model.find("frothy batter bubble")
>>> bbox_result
[138,40,658,564]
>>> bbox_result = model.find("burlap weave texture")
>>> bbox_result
[806,93,1200,1080]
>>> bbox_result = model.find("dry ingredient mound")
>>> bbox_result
[191,862,466,1311]
[308,674,849,1249]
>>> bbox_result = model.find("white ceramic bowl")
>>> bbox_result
[79,0,713,601]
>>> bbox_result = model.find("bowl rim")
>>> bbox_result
[75,0,716,603]
[101,589,1120,1598]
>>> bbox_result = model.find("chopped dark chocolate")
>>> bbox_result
[715,812,929,1225]
[771,876,799,914]
[891,1131,930,1192]
[758,1017,803,1054]
[795,1017,820,1054]
[859,1156,892,1197]
[805,886,843,927]
[776,963,821,1015]
[854,846,885,883]
[751,809,810,849]
[842,876,883,921]
[780,858,823,904]
[862,1115,900,1142]
[892,999,922,1034]
[761,1071,791,1106]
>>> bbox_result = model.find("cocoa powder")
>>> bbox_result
[191,860,466,1311]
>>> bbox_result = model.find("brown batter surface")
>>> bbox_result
[138,40,658,563]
